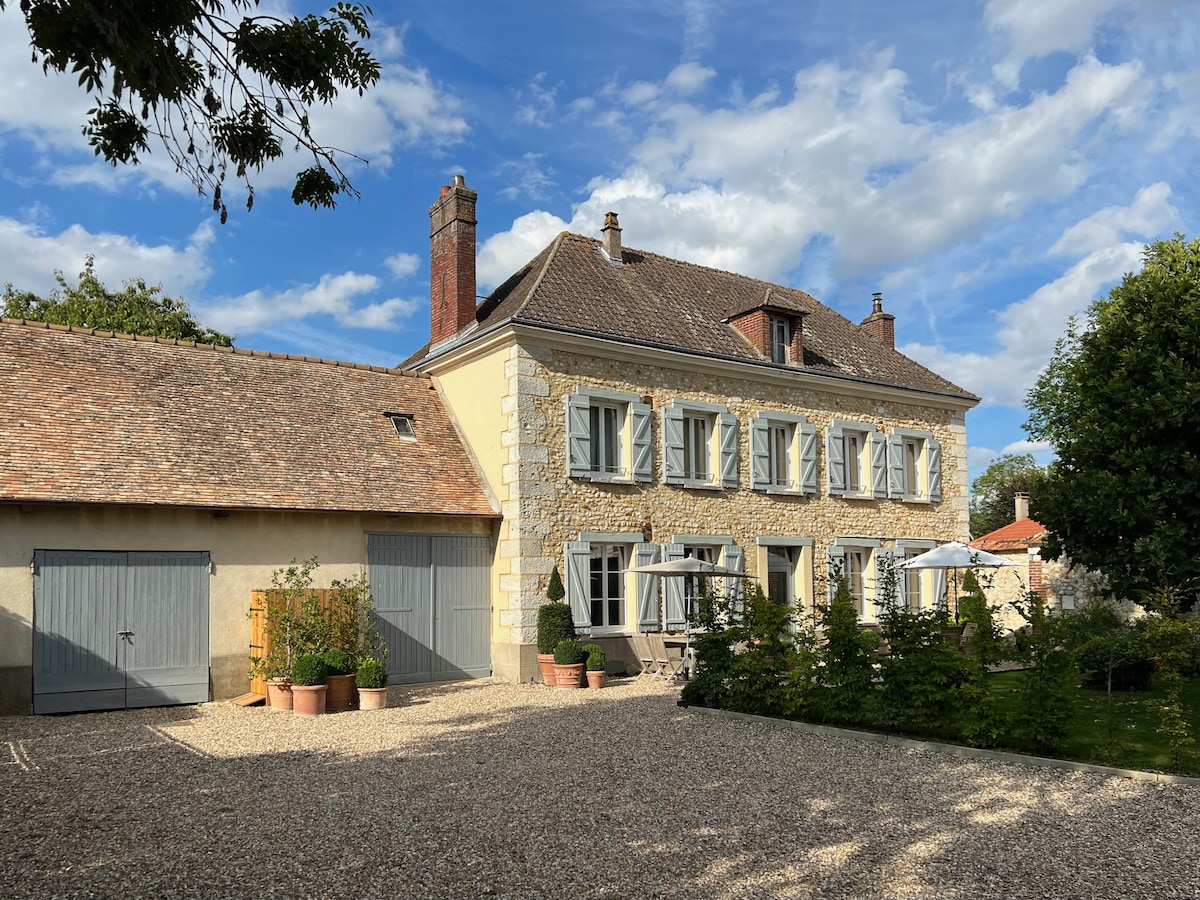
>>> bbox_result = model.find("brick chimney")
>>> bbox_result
[1015,491,1030,521]
[429,174,478,344]
[601,211,622,262]
[860,292,895,349]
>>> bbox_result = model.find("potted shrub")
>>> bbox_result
[583,643,606,689]
[356,657,389,710]
[291,653,330,716]
[322,648,358,712]
[536,567,574,686]
[553,638,586,689]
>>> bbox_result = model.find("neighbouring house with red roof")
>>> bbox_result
[970,492,1054,629]
[0,175,981,713]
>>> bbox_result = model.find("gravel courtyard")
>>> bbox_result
[2,678,1198,900]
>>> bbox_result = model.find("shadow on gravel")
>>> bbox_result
[1,681,1195,900]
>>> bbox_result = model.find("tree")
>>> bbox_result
[1025,235,1200,608]
[2,255,233,345]
[969,453,1047,537]
[2,0,381,221]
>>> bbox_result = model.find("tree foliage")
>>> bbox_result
[2,0,381,220]
[969,452,1047,538]
[1025,235,1200,608]
[2,255,233,345]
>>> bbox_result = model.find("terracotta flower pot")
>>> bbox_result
[324,673,359,712]
[291,684,327,716]
[357,687,389,710]
[537,653,558,686]
[553,662,585,688]
[586,670,606,690]
[266,678,293,710]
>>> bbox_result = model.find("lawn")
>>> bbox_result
[987,671,1200,776]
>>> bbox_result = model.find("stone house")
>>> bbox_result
[408,177,980,683]
[0,321,498,714]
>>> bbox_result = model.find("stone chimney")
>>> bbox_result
[860,292,895,349]
[1015,491,1030,521]
[601,211,622,262]
[429,174,478,345]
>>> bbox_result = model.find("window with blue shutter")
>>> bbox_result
[750,412,815,495]
[718,412,738,488]
[566,387,650,483]
[870,433,888,498]
[662,543,686,628]
[563,541,592,634]
[630,402,653,482]
[798,423,818,494]
[927,438,943,502]
[663,400,734,489]
[662,407,685,484]
[634,542,660,630]
[723,545,745,616]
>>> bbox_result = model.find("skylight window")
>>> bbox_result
[389,415,416,441]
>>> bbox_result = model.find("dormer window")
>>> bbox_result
[770,317,790,363]
[389,415,416,441]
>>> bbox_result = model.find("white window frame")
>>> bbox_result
[566,387,652,483]
[663,400,737,489]
[757,537,814,627]
[749,411,817,495]
[828,538,882,622]
[588,542,627,631]
[827,420,886,499]
[769,316,790,364]
[894,539,938,612]
[566,531,652,635]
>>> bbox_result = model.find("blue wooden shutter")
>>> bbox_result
[825,546,843,603]
[662,406,685,484]
[723,545,745,617]
[826,425,845,495]
[887,433,904,499]
[874,547,903,615]
[799,422,818,494]
[662,543,686,628]
[563,541,592,634]
[931,567,947,613]
[749,415,769,490]
[870,432,888,498]
[718,412,738,489]
[565,394,591,477]
[630,401,653,482]
[634,542,660,630]
[927,438,943,502]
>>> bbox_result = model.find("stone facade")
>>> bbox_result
[475,338,971,680]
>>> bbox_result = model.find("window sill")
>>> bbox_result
[899,495,931,505]
[576,472,635,485]
[765,486,806,497]
[669,478,724,491]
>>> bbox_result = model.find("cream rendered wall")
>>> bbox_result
[0,503,493,714]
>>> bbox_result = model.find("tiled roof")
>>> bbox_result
[422,233,976,399]
[971,518,1048,551]
[0,319,497,517]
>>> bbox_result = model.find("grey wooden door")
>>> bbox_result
[33,550,210,714]
[368,534,491,684]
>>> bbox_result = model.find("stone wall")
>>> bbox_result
[491,340,971,679]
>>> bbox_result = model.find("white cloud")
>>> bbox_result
[477,210,568,290]
[498,153,556,200]
[478,53,1148,286]
[384,252,420,279]
[986,0,1126,87]
[0,216,212,301]
[514,74,557,127]
[968,446,1000,471]
[1049,182,1177,257]
[198,272,417,335]
[664,62,717,95]
[1002,439,1053,454]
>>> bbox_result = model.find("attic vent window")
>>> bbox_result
[389,415,416,441]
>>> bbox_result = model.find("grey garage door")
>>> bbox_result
[368,534,491,684]
[33,550,210,714]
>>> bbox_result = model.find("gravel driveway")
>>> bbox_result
[2,678,1198,900]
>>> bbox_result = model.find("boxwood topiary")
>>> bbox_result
[553,638,585,666]
[537,602,576,655]
[583,643,605,671]
[322,648,357,676]
[356,657,388,689]
[291,653,329,686]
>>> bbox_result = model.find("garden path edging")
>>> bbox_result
[680,702,1200,787]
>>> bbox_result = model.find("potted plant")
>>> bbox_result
[291,653,330,716]
[536,567,574,686]
[583,643,606,689]
[322,648,358,712]
[553,638,586,689]
[356,657,389,710]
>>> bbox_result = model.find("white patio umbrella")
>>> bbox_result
[626,557,754,676]
[896,540,1018,615]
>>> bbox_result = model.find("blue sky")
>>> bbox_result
[1,0,1196,484]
